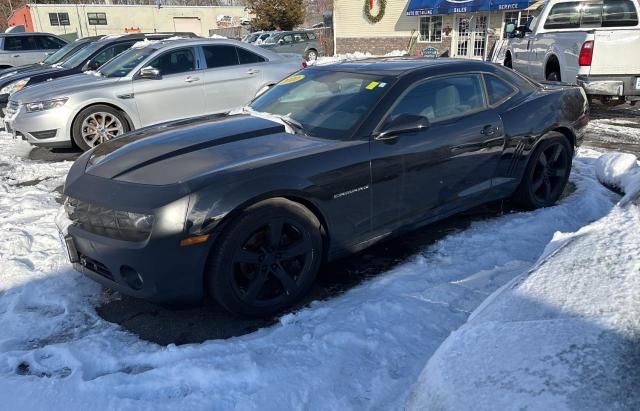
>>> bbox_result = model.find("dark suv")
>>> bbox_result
[0,32,198,117]
[259,31,321,61]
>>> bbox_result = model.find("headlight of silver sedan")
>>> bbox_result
[0,78,29,95]
[25,97,68,113]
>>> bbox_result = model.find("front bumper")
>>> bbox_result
[577,75,640,98]
[4,102,74,148]
[67,225,210,304]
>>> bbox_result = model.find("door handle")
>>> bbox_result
[480,125,497,136]
[247,69,259,75]
[12,55,20,58]
[184,76,200,83]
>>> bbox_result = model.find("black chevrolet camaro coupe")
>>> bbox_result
[62,58,589,316]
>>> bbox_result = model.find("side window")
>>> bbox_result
[236,47,266,64]
[3,37,23,51]
[484,75,516,106]
[282,34,293,44]
[388,74,486,124]
[147,48,196,76]
[307,32,317,40]
[544,2,581,29]
[602,0,639,26]
[39,36,66,50]
[92,43,133,67]
[202,45,239,68]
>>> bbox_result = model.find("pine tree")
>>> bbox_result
[246,0,305,31]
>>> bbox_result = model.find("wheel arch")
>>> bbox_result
[551,126,576,149]
[69,101,136,139]
[206,190,331,262]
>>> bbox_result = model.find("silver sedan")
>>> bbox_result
[4,38,305,151]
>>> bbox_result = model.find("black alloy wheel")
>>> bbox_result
[207,198,322,317]
[513,133,572,209]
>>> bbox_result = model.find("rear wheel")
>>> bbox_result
[304,49,318,61]
[512,133,572,209]
[207,198,323,317]
[72,104,130,151]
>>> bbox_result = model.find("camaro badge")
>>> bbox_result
[333,185,369,199]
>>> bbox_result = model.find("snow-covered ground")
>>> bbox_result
[406,153,640,411]
[0,130,625,410]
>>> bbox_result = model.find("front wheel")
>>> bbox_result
[304,49,318,61]
[207,198,323,317]
[72,105,130,151]
[512,133,572,209]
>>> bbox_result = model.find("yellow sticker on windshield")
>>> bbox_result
[279,75,305,85]
[365,81,380,90]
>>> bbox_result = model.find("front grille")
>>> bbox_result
[30,129,57,140]
[66,197,154,242]
[6,100,19,117]
[79,253,113,280]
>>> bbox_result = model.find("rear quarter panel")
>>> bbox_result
[531,31,590,83]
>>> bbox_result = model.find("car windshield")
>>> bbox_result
[263,34,279,44]
[59,41,105,68]
[98,48,155,78]
[43,41,88,65]
[250,70,394,139]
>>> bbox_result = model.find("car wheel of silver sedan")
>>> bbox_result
[72,104,130,152]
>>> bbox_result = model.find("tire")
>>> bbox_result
[304,49,318,61]
[546,68,561,82]
[512,133,573,210]
[71,104,130,152]
[207,198,323,317]
[504,53,512,69]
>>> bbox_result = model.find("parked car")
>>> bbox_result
[0,32,67,69]
[5,38,304,151]
[505,0,640,104]
[0,33,193,118]
[0,36,102,124]
[60,58,588,317]
[259,30,321,61]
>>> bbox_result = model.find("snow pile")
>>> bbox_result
[0,134,622,410]
[209,34,227,39]
[311,50,408,66]
[596,152,640,205]
[407,152,640,411]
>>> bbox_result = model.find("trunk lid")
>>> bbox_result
[590,29,640,75]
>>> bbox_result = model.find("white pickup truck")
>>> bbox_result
[505,0,640,105]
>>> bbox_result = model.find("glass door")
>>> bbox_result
[454,14,488,59]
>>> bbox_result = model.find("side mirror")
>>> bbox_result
[505,23,516,34]
[137,66,161,80]
[82,59,100,72]
[278,39,284,45]
[376,114,430,140]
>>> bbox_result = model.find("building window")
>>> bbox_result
[419,16,443,42]
[87,12,108,26]
[49,12,70,26]
[503,10,533,37]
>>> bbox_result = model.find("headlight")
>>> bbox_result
[0,78,29,95]
[25,97,68,113]
[65,197,154,241]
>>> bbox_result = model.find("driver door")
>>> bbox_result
[370,74,505,232]
[132,47,206,126]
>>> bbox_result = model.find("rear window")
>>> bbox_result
[544,0,638,29]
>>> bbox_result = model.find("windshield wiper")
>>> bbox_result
[240,107,306,135]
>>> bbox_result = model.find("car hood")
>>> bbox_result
[11,73,113,103]
[84,114,333,186]
[0,65,62,86]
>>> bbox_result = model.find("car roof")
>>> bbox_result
[312,57,497,76]
[0,32,64,37]
[139,37,251,51]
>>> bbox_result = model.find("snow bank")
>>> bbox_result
[311,50,408,66]
[596,152,640,205]
[407,151,640,411]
